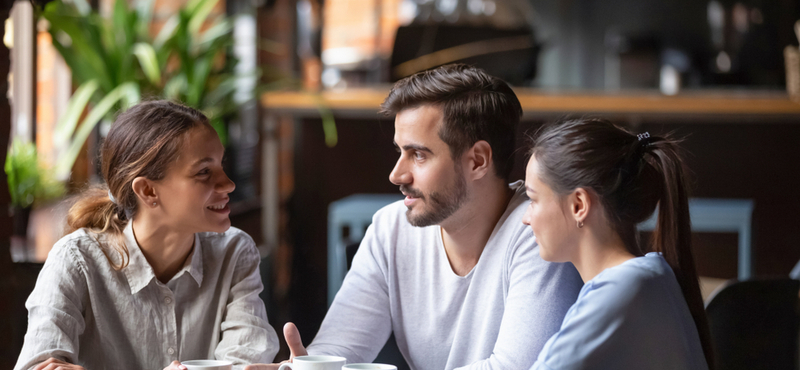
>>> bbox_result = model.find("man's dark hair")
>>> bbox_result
[379,64,522,181]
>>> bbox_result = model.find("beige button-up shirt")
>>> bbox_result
[15,223,278,370]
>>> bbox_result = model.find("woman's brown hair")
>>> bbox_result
[530,118,714,368]
[66,100,210,269]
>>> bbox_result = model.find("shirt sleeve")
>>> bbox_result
[14,242,89,370]
[456,233,584,370]
[306,222,392,363]
[215,236,279,366]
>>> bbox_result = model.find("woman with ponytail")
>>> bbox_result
[523,118,712,369]
[15,101,278,370]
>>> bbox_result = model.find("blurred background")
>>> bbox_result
[1,0,800,368]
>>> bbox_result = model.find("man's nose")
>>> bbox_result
[389,157,411,185]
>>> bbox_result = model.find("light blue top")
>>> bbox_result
[531,252,708,370]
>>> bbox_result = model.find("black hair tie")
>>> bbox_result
[635,132,654,158]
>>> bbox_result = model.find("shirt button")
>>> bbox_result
[165,297,172,304]
[168,347,175,355]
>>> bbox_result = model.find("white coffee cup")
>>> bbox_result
[342,364,397,370]
[181,359,233,370]
[278,356,347,370]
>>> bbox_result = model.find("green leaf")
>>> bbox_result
[133,43,161,85]
[55,83,140,180]
[203,74,238,107]
[187,56,212,106]
[188,0,220,35]
[163,74,188,100]
[54,80,99,146]
[44,12,112,89]
[153,14,179,51]
[208,117,228,147]
[184,0,206,16]
[312,94,338,147]
[134,0,155,39]
[197,19,232,49]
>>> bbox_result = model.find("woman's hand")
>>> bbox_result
[163,361,188,370]
[33,358,85,370]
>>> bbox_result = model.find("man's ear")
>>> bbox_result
[464,140,492,180]
[570,187,591,225]
[131,177,159,208]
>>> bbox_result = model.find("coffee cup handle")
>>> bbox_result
[278,363,294,370]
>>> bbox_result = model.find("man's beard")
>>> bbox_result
[400,169,467,227]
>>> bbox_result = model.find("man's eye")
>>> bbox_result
[414,152,425,160]
[197,168,210,176]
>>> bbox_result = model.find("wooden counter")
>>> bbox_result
[261,88,800,119]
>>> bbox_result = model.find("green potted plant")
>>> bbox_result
[41,0,265,181]
[4,139,65,237]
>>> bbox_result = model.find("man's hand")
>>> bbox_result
[244,322,308,370]
[33,358,85,370]
[283,322,308,359]
[163,361,188,370]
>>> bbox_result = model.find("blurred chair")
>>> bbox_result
[328,194,409,369]
[638,198,754,280]
[328,194,403,305]
[705,279,800,370]
[791,259,800,280]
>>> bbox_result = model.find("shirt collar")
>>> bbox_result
[122,222,157,294]
[122,223,204,294]
[185,234,204,287]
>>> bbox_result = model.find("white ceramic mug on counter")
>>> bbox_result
[181,359,233,370]
[278,355,347,370]
[342,364,397,370]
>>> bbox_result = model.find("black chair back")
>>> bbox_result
[705,279,800,370]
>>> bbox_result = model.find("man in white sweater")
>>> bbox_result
[248,64,583,370]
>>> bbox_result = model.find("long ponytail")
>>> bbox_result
[64,100,210,270]
[648,141,714,369]
[531,118,714,368]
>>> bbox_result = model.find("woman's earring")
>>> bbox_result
[577,220,584,228]
[153,202,157,207]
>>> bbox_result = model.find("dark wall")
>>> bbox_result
[287,114,800,343]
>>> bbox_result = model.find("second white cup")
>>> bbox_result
[278,356,347,370]
[181,359,233,370]
[342,364,397,370]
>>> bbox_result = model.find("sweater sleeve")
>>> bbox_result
[306,221,392,363]
[456,234,583,370]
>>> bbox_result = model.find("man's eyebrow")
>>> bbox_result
[399,143,432,153]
